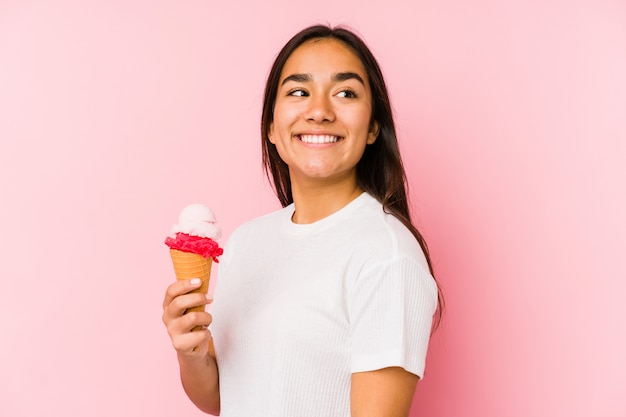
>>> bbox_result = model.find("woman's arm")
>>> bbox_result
[351,367,419,417]
[163,278,220,415]
[177,347,220,415]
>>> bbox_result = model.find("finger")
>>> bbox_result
[163,278,202,308]
[165,311,213,338]
[162,293,212,324]
[181,311,213,332]
[175,311,213,333]
[172,328,212,356]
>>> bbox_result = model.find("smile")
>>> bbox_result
[298,134,341,144]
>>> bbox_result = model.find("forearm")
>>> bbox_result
[178,351,220,415]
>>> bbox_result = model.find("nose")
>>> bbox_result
[305,93,335,123]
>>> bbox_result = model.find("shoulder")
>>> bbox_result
[228,204,293,242]
[218,204,292,266]
[351,194,430,272]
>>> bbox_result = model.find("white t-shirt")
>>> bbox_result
[210,192,438,417]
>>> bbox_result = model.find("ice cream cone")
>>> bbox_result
[169,248,213,330]
[166,204,222,339]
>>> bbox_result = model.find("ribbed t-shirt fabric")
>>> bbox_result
[210,192,438,417]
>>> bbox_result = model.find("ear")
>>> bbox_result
[367,121,380,144]
[268,122,275,144]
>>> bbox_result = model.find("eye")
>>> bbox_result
[336,89,357,99]
[287,89,308,97]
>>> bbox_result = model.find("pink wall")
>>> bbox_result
[1,1,624,416]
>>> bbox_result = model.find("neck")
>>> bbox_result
[290,176,363,224]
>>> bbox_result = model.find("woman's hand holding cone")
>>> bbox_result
[162,278,213,356]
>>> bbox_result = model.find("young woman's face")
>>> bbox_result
[268,38,379,187]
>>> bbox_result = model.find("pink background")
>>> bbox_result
[1,1,625,416]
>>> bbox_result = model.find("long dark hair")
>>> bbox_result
[261,24,443,328]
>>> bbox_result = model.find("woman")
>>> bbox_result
[162,24,443,416]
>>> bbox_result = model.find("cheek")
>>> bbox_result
[269,104,297,143]
[346,107,375,134]
[272,102,299,127]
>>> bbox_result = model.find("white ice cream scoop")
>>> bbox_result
[170,203,222,239]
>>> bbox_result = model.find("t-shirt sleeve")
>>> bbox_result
[348,256,438,378]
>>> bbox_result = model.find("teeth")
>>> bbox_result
[300,135,339,144]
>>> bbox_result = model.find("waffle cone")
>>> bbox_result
[169,248,212,318]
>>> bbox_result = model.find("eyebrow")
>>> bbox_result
[333,72,365,85]
[281,72,365,86]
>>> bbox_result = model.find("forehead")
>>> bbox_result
[280,38,368,81]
